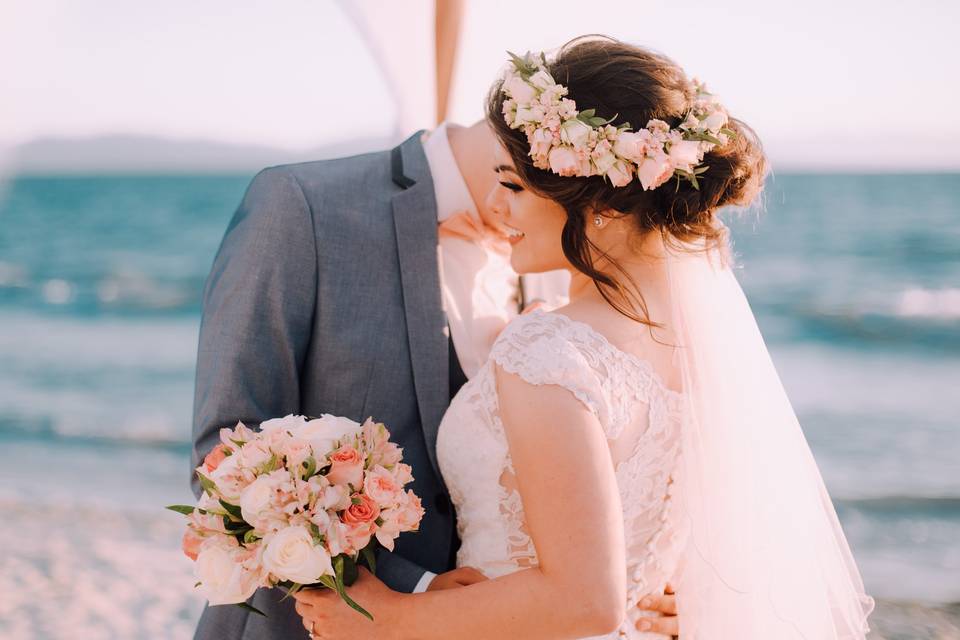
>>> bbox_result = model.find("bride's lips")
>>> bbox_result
[503,224,525,246]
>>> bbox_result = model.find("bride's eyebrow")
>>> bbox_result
[495,164,518,174]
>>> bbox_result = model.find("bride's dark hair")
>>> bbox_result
[486,35,767,325]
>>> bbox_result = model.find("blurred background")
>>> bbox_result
[1,1,958,638]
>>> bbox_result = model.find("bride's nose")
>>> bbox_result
[485,185,508,220]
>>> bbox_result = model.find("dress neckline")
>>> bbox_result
[527,308,684,400]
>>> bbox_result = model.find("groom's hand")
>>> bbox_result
[427,566,488,591]
[635,582,678,636]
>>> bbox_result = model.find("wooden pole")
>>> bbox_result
[435,0,464,125]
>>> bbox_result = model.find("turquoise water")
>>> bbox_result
[0,172,958,604]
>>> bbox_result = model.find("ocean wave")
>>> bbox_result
[836,496,960,518]
[897,288,960,320]
[0,266,202,315]
[0,415,190,453]
[762,301,960,352]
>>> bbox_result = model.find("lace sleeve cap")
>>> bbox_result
[490,313,607,421]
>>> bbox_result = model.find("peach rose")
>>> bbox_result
[376,491,425,550]
[182,528,203,561]
[342,494,381,552]
[325,446,364,489]
[397,491,425,531]
[363,465,402,507]
[341,493,380,527]
[203,444,227,473]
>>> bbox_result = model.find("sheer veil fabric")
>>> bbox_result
[666,241,874,638]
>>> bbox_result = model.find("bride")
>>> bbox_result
[295,36,874,639]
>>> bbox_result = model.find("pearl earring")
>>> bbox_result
[593,216,604,228]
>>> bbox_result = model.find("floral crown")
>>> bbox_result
[500,51,735,191]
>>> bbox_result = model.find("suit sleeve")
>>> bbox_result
[190,166,317,496]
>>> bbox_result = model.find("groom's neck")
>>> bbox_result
[446,120,496,215]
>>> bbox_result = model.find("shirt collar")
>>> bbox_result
[422,121,479,223]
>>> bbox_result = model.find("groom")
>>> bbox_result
[190,121,678,639]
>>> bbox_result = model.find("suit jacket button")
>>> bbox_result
[434,494,450,515]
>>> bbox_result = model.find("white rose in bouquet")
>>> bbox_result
[258,414,308,434]
[239,473,280,528]
[195,539,259,605]
[262,526,333,585]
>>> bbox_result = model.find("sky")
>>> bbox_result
[2,0,959,170]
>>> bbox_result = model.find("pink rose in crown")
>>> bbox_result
[606,161,633,188]
[548,147,579,176]
[637,157,674,191]
[529,128,554,159]
[612,131,648,162]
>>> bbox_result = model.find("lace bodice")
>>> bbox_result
[436,310,687,639]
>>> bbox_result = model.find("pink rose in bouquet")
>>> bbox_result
[168,415,424,619]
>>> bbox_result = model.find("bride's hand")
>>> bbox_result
[426,566,488,591]
[293,568,402,640]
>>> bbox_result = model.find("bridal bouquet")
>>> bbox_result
[168,414,424,620]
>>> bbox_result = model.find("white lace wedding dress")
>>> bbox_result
[437,309,687,639]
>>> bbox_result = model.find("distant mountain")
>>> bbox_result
[5,132,957,176]
[3,134,396,174]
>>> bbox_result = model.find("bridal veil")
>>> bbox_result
[665,242,874,638]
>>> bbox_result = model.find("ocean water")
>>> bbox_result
[0,172,958,636]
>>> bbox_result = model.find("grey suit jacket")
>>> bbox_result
[190,132,456,640]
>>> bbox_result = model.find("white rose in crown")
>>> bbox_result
[195,540,259,605]
[668,140,703,171]
[505,75,537,103]
[528,69,555,91]
[701,110,727,133]
[560,119,592,148]
[262,526,334,585]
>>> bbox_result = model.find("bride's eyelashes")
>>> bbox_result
[499,181,524,193]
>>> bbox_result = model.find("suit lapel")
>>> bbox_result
[391,132,448,480]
